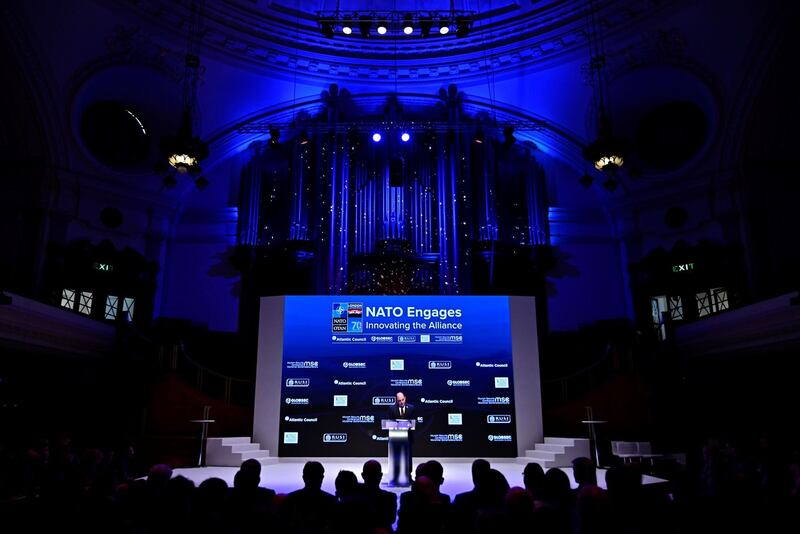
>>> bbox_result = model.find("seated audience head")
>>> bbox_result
[543,467,572,504]
[426,460,445,487]
[505,486,534,516]
[241,458,262,478]
[414,461,430,480]
[233,469,260,490]
[523,462,545,494]
[197,477,229,505]
[335,470,360,497]
[572,456,597,487]
[362,459,383,487]
[472,458,491,487]
[486,468,511,504]
[302,460,325,490]
[147,463,173,490]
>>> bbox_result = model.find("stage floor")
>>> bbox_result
[174,458,667,496]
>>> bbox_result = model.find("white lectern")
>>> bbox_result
[382,419,416,486]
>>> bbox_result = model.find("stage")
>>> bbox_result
[173,458,667,496]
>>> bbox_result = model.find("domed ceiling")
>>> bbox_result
[121,0,678,82]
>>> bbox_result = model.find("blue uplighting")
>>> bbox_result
[372,132,382,143]
[401,132,410,142]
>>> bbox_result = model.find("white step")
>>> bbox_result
[535,443,567,453]
[526,450,557,461]
[519,437,592,468]
[544,437,581,446]
[205,436,275,467]
[230,443,261,453]
[219,437,252,445]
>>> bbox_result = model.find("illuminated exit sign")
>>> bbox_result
[94,262,114,272]
[672,262,695,273]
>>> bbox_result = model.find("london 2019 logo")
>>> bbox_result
[332,302,363,333]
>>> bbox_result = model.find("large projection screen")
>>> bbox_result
[254,296,542,458]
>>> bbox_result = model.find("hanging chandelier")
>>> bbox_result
[581,0,627,178]
[159,2,209,189]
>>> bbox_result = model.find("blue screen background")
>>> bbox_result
[278,296,519,457]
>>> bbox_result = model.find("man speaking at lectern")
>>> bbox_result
[388,392,415,485]
[389,391,415,419]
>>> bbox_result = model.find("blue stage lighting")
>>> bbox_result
[400,132,411,142]
[372,132,382,143]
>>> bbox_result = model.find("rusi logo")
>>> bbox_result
[372,396,396,406]
[285,397,309,405]
[494,377,510,389]
[283,432,299,444]
[398,335,417,343]
[447,379,471,387]
[488,435,513,442]
[428,360,452,369]
[333,395,348,407]
[285,378,310,387]
[323,433,348,443]
[487,415,512,424]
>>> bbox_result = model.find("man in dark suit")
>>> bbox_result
[388,391,415,419]
[388,392,415,485]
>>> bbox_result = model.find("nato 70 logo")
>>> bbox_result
[428,360,452,369]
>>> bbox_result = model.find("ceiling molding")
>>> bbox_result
[114,0,680,82]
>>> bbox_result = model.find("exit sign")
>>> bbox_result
[94,262,114,272]
[672,262,695,273]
